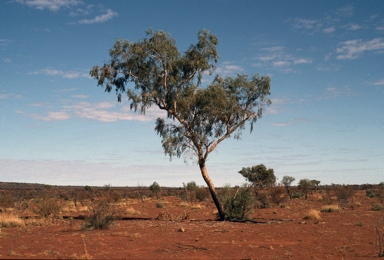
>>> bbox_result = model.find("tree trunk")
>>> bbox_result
[199,162,225,221]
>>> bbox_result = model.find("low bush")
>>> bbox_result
[320,205,340,212]
[82,198,115,230]
[367,189,379,198]
[303,209,321,220]
[156,202,164,208]
[31,196,62,219]
[372,203,384,211]
[270,186,286,205]
[219,184,255,221]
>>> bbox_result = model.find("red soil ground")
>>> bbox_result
[0,190,383,259]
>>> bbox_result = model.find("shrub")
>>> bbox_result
[0,192,14,212]
[270,186,286,205]
[335,186,355,208]
[219,184,255,221]
[292,192,303,199]
[303,209,321,220]
[156,202,164,208]
[367,189,379,198]
[372,203,384,211]
[82,198,115,230]
[195,187,209,202]
[320,205,340,212]
[31,196,62,219]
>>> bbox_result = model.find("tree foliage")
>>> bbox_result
[149,182,161,199]
[281,175,295,199]
[90,29,271,220]
[239,164,276,188]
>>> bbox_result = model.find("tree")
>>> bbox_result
[281,175,295,199]
[149,181,161,199]
[298,179,315,199]
[90,29,271,221]
[239,164,276,188]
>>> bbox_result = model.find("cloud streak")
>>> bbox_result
[336,38,384,60]
[254,45,312,73]
[21,101,167,122]
[28,68,89,79]
[15,0,82,11]
[77,9,118,24]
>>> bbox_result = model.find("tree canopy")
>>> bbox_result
[90,29,272,220]
[239,164,276,188]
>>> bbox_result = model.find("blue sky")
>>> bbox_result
[1,0,383,187]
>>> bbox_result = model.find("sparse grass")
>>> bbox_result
[179,202,189,207]
[110,231,141,238]
[0,213,25,228]
[321,204,340,212]
[191,204,204,210]
[303,209,321,220]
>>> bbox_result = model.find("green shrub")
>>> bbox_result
[82,198,115,230]
[219,184,255,221]
[156,202,164,208]
[372,203,384,211]
[292,192,303,199]
[366,189,378,198]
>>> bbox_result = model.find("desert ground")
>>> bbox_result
[0,184,384,259]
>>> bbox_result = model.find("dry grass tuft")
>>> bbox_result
[191,204,204,210]
[320,205,340,212]
[126,207,140,215]
[0,213,25,228]
[303,209,321,220]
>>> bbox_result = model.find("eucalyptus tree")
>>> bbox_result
[90,29,271,220]
[281,175,295,199]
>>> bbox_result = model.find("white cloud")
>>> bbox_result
[15,0,82,11]
[291,18,322,31]
[0,92,23,99]
[212,62,244,77]
[336,38,384,60]
[373,80,384,86]
[346,24,362,31]
[77,9,118,24]
[23,101,167,122]
[323,26,336,34]
[28,68,89,78]
[254,45,312,72]
[320,86,358,99]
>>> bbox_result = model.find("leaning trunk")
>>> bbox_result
[199,161,225,221]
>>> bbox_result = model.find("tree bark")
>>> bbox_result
[199,161,225,221]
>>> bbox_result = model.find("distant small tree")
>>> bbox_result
[298,179,315,199]
[183,181,198,202]
[281,176,295,199]
[149,182,161,199]
[239,164,276,189]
